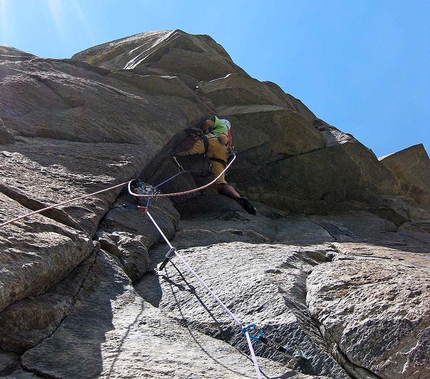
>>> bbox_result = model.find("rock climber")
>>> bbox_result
[176,115,256,215]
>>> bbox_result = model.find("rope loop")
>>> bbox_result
[128,152,236,199]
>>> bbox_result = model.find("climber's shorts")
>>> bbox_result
[210,158,228,185]
[178,134,229,186]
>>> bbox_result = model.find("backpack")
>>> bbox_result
[219,119,232,148]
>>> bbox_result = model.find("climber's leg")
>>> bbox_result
[216,183,257,215]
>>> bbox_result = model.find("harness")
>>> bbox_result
[184,127,228,166]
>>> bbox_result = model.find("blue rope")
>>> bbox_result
[152,170,188,190]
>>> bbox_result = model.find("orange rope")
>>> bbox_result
[0,180,129,228]
[128,153,236,198]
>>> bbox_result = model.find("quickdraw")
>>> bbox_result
[159,247,176,271]
[122,204,148,215]
[170,148,185,172]
[242,324,308,368]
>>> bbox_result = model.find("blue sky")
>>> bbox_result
[1,0,429,158]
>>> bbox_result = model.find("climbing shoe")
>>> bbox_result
[240,197,256,215]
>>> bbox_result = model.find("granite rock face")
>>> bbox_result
[308,257,430,379]
[0,30,429,379]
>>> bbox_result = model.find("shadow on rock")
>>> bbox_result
[19,250,137,379]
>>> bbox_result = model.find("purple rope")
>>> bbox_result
[153,170,188,189]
